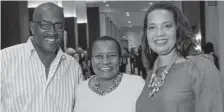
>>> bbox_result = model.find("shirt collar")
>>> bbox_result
[26,37,35,59]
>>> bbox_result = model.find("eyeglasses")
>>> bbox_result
[32,20,65,31]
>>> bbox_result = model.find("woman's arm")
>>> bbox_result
[191,56,223,112]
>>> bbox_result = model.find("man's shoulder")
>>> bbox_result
[63,53,80,65]
[64,53,76,61]
[1,43,28,66]
[1,43,27,54]
[1,43,28,60]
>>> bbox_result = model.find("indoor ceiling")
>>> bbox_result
[86,1,163,28]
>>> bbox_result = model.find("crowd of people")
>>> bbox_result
[1,1,223,112]
[65,47,93,80]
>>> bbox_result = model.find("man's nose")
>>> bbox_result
[48,25,57,36]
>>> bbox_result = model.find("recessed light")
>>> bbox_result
[128,21,131,23]
[126,12,130,15]
[149,2,153,5]
[129,25,132,27]
[106,4,109,7]
[123,36,126,38]
[126,14,130,17]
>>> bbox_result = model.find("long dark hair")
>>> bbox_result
[142,2,196,69]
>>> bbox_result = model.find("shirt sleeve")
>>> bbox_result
[1,49,9,112]
[77,64,84,83]
[189,56,224,112]
[73,84,81,112]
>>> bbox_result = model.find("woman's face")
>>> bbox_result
[146,9,177,55]
[91,40,121,80]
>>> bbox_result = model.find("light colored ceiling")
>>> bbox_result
[87,1,156,28]
[86,1,180,41]
[86,1,179,28]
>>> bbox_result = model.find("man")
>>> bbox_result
[1,2,83,112]
[202,42,219,70]
[65,47,76,57]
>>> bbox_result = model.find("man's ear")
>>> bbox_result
[29,22,35,35]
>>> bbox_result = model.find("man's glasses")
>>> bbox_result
[32,20,65,31]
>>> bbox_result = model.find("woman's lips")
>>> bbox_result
[154,39,168,45]
[100,67,111,71]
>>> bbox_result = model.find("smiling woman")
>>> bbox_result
[136,2,223,112]
[74,36,145,112]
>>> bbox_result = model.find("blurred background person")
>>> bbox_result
[82,50,92,79]
[202,42,219,70]
[65,47,76,57]
[120,47,130,73]
[65,47,80,61]
[76,47,85,68]
[136,45,147,79]
[130,47,137,74]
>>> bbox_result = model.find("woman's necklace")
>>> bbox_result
[94,73,123,96]
[148,56,178,98]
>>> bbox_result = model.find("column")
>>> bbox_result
[2,1,30,49]
[63,1,77,50]
[106,16,110,36]
[100,13,107,37]
[75,1,88,50]
[217,1,224,74]
[87,7,100,49]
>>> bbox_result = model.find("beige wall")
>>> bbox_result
[217,1,224,74]
[120,40,128,49]
[19,1,30,43]
[99,13,119,40]
[205,1,224,74]
[205,1,219,55]
[182,1,201,26]
[100,13,107,37]
[119,26,142,50]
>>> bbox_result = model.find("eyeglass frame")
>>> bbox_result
[32,20,65,31]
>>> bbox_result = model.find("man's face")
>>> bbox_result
[31,10,65,53]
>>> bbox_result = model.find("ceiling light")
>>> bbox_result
[126,14,130,17]
[149,2,153,5]
[123,36,126,38]
[105,4,109,7]
[129,25,132,27]
[128,21,131,23]
[126,12,130,15]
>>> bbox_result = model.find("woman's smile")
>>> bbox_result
[100,67,111,71]
[154,39,168,45]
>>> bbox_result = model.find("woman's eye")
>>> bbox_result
[148,26,155,30]
[164,24,172,28]
[109,54,117,57]
[95,55,102,59]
